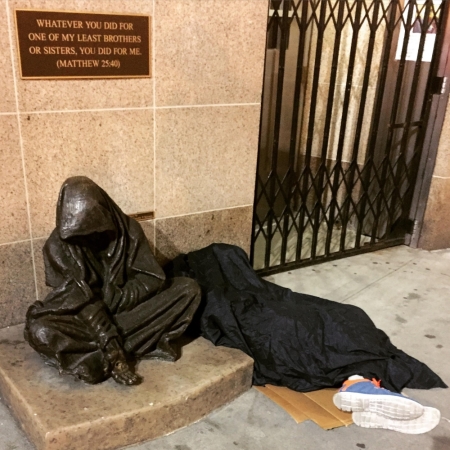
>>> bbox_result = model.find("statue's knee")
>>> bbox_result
[178,277,201,296]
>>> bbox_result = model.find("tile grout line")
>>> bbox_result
[19,103,261,116]
[5,235,48,243]
[1,201,252,249]
[5,1,39,300]
[22,106,154,115]
[0,238,32,247]
[155,102,261,110]
[152,0,157,251]
[340,258,415,304]
[154,204,254,222]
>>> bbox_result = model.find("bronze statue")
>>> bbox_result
[24,176,201,385]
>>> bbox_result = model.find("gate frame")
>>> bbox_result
[251,0,450,275]
[409,0,450,247]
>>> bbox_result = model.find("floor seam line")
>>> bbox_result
[340,258,415,304]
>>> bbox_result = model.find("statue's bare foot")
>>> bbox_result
[111,360,141,385]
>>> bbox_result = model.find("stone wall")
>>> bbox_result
[419,98,450,250]
[0,0,267,328]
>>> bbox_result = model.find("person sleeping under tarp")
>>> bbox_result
[169,243,446,394]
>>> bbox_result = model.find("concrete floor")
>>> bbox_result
[1,245,449,450]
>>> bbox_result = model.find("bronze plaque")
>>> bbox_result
[15,9,151,79]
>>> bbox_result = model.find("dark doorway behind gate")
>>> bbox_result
[251,0,449,275]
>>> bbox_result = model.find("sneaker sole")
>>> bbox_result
[352,406,440,434]
[333,391,424,420]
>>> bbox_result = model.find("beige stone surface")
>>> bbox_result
[154,206,253,267]
[21,109,154,237]
[0,0,16,112]
[304,4,385,90]
[272,0,386,162]
[155,105,260,218]
[432,100,450,177]
[419,176,450,250]
[32,237,52,301]
[139,219,155,253]
[154,0,267,106]
[0,241,36,328]
[8,0,153,111]
[298,83,376,165]
[0,115,30,244]
[0,325,253,450]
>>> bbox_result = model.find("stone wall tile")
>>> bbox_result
[0,115,30,244]
[154,0,267,106]
[0,241,35,327]
[419,177,450,250]
[21,109,154,237]
[155,105,260,218]
[155,206,253,267]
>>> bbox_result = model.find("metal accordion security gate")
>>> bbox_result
[251,0,449,275]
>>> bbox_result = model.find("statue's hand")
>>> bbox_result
[111,360,141,385]
[104,285,119,314]
[116,284,140,314]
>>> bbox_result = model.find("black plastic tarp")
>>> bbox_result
[171,244,446,393]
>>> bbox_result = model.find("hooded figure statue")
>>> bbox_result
[24,176,201,385]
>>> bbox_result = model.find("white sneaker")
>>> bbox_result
[352,406,441,434]
[333,378,424,420]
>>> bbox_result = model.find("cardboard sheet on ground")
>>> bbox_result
[254,385,353,430]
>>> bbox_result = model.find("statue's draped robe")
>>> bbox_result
[25,177,200,383]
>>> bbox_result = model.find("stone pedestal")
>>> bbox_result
[0,325,253,450]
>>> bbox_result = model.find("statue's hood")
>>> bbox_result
[56,176,116,240]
